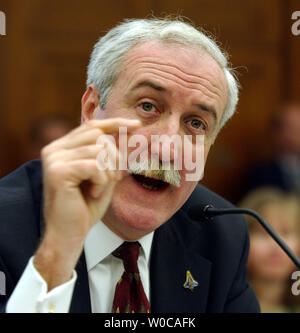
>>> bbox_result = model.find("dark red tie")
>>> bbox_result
[112,241,150,313]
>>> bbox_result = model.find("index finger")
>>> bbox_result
[85,118,142,134]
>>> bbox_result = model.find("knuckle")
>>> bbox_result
[94,127,104,137]
[86,119,99,129]
[47,163,66,182]
[99,173,109,185]
[83,145,96,156]
[41,141,59,159]
[41,145,51,159]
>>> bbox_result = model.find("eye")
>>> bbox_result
[140,102,155,112]
[188,119,206,131]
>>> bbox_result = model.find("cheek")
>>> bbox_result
[248,238,270,266]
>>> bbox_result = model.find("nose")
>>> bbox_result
[149,115,182,165]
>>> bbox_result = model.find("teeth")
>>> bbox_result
[129,171,180,187]
[140,183,159,191]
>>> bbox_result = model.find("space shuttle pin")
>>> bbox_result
[183,270,199,291]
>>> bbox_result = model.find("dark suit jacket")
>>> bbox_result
[0,160,260,313]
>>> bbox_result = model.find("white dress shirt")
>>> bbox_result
[6,221,154,313]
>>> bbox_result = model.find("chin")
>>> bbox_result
[105,198,166,239]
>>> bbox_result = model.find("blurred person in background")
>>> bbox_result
[244,102,300,194]
[238,187,300,313]
[24,114,75,161]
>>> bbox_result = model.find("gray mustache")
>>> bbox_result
[127,159,181,187]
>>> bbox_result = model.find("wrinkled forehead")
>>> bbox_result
[117,40,228,110]
[121,40,226,81]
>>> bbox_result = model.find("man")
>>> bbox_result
[0,18,260,313]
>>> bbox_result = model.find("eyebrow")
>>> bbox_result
[195,104,218,123]
[131,80,166,92]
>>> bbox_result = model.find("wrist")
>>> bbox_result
[34,229,85,291]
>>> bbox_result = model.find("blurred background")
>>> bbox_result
[0,0,300,312]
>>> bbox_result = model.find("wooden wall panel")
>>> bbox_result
[286,0,300,100]
[153,0,283,48]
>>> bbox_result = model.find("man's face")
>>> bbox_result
[87,41,227,239]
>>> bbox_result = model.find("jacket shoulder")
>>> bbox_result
[0,160,43,284]
[0,159,42,192]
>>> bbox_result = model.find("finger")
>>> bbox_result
[48,144,105,164]
[52,159,121,187]
[70,118,142,138]
[85,117,142,133]
[88,155,123,198]
[43,118,142,153]
[42,129,103,156]
[95,136,125,181]
[90,181,116,201]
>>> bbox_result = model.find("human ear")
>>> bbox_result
[80,85,100,124]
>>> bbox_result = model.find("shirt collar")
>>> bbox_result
[84,220,154,272]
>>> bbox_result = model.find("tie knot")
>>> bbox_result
[113,241,141,273]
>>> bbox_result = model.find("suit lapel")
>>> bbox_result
[69,251,92,313]
[150,209,212,313]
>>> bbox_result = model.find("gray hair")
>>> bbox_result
[87,17,239,135]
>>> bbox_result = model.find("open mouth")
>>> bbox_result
[132,174,169,191]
